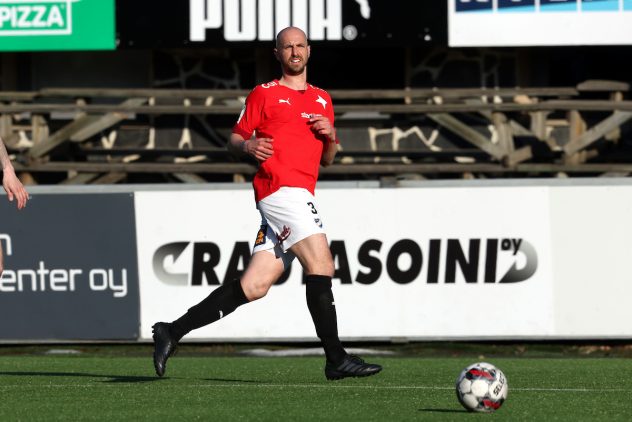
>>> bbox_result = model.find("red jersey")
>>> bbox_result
[232,79,336,202]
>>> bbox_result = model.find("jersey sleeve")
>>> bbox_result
[232,87,264,139]
[325,91,339,144]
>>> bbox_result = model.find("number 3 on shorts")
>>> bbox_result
[307,202,318,214]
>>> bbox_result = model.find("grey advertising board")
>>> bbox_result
[0,193,139,340]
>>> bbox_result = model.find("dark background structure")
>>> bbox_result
[2,0,632,185]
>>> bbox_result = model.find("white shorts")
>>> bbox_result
[252,187,326,265]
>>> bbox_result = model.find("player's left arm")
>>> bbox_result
[309,115,337,167]
[310,98,338,167]
[320,126,338,167]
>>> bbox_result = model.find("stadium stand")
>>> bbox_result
[0,82,630,184]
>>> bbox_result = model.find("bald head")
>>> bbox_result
[274,26,311,77]
[276,27,308,49]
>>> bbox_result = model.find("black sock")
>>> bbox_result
[170,279,249,341]
[305,274,347,364]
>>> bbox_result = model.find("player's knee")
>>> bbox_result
[241,279,272,301]
[315,258,335,277]
[322,261,335,278]
[304,262,334,278]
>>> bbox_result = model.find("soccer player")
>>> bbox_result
[152,26,382,380]
[0,135,29,276]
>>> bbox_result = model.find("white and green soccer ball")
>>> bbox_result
[455,362,508,413]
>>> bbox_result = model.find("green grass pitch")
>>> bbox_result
[1,347,632,421]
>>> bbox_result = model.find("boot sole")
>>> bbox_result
[326,368,382,381]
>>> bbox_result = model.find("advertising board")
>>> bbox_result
[449,0,632,46]
[117,0,446,48]
[135,185,555,341]
[0,0,115,51]
[0,193,139,340]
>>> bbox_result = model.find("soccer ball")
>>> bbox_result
[455,362,508,413]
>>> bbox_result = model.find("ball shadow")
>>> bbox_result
[418,408,469,414]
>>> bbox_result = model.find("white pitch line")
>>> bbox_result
[512,387,627,392]
[0,384,627,392]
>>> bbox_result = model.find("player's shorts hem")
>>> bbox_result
[255,187,326,253]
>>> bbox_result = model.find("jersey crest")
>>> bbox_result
[315,95,327,109]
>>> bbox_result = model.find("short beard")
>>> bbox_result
[284,65,305,76]
[283,59,307,76]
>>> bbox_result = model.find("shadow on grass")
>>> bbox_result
[0,371,264,384]
[418,408,468,414]
[0,371,159,383]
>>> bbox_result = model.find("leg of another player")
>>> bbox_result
[152,250,285,377]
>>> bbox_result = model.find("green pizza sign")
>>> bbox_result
[0,0,115,51]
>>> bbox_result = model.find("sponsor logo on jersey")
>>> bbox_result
[190,0,372,42]
[278,98,291,105]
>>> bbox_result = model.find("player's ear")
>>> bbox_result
[273,48,280,62]
[307,45,311,59]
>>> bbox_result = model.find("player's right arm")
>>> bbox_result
[230,86,274,162]
[229,133,274,162]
